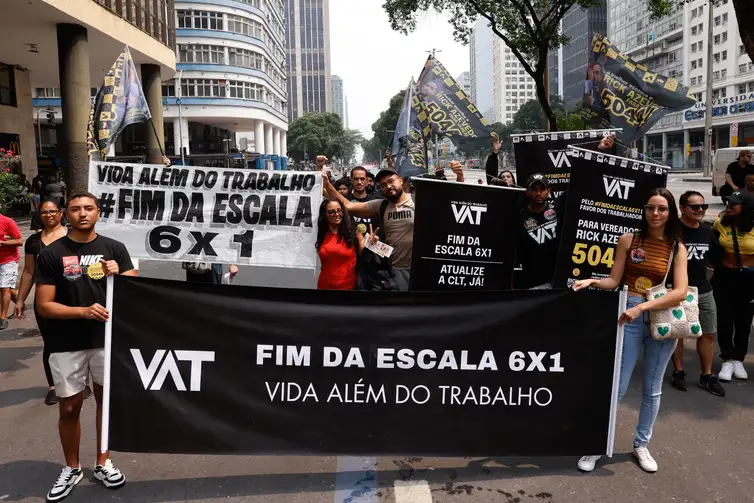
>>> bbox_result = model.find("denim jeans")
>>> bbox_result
[618,295,677,448]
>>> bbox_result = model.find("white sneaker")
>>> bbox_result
[732,361,748,380]
[633,446,658,473]
[577,455,602,472]
[93,459,126,489]
[46,466,83,502]
[719,361,734,382]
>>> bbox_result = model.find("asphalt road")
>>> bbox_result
[2,175,752,503]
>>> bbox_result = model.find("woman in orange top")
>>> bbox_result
[573,188,689,474]
[316,198,364,290]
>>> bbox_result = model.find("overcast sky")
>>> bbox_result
[330,0,471,139]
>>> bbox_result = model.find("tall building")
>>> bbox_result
[610,0,753,170]
[162,0,288,157]
[285,0,332,122]
[20,0,175,186]
[332,75,347,127]
[494,43,537,126]
[469,19,495,121]
[456,71,471,95]
[559,6,607,109]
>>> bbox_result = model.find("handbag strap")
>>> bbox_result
[660,241,676,287]
[730,223,745,271]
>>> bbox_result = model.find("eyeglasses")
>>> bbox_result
[327,209,342,216]
[644,204,669,214]
[684,204,709,212]
[40,210,60,216]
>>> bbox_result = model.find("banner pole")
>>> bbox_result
[101,275,115,454]
[607,286,628,457]
[148,117,167,159]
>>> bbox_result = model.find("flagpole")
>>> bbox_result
[147,117,167,160]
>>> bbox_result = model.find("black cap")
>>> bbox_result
[727,190,754,205]
[526,173,550,188]
[376,167,400,182]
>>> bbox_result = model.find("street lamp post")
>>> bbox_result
[703,0,715,176]
[176,69,185,166]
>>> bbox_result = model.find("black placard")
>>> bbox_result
[409,179,523,291]
[512,129,618,199]
[108,276,621,457]
[553,147,667,288]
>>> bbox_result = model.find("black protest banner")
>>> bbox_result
[409,179,523,291]
[512,129,619,199]
[88,161,322,268]
[106,275,621,456]
[581,34,696,144]
[553,147,667,288]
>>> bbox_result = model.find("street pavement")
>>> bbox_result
[2,175,753,503]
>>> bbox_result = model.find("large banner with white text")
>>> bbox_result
[553,147,667,288]
[88,161,322,268]
[107,276,621,456]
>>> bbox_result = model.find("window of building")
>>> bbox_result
[749,82,754,92]
[161,81,175,97]
[177,10,223,30]
[714,15,721,26]
[742,45,748,55]
[714,34,720,45]
[693,92,703,102]
[722,68,727,78]
[179,45,225,64]
[723,32,728,43]
[228,15,265,40]
[692,60,698,70]
[691,76,697,85]
[228,48,265,70]
[0,64,15,107]
[34,87,60,98]
[691,26,697,36]
[713,70,721,80]
[723,50,728,61]
[740,63,747,74]
[723,13,728,23]
[714,52,720,63]
[698,58,703,67]
[228,81,264,101]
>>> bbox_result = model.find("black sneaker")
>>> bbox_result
[93,459,126,489]
[699,373,726,397]
[671,370,687,391]
[0,319,8,330]
[46,466,83,502]
[44,388,58,406]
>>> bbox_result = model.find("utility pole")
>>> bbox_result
[703,0,715,176]
[426,48,442,59]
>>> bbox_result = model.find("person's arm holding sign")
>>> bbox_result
[320,155,376,219]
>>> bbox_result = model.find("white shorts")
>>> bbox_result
[48,349,104,398]
[0,262,18,288]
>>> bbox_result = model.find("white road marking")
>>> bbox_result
[394,480,433,503]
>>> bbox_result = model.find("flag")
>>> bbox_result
[581,34,696,144]
[415,55,491,144]
[87,46,152,159]
[390,80,431,178]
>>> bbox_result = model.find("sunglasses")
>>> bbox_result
[684,204,709,212]
[644,204,669,214]
[327,209,342,216]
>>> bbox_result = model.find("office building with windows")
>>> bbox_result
[558,6,607,109]
[495,44,537,125]
[160,0,288,157]
[332,74,347,127]
[610,0,752,170]
[285,0,332,122]
[469,19,495,121]
[22,0,175,183]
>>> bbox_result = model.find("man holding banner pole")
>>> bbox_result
[34,191,136,502]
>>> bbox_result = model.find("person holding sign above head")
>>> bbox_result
[34,191,137,502]
[573,188,688,474]
[316,198,364,290]
[708,190,754,382]
[514,173,564,290]
[670,192,724,396]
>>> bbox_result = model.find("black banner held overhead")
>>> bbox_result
[512,129,620,199]
[107,276,622,457]
[581,34,696,144]
[553,147,667,288]
[409,179,523,291]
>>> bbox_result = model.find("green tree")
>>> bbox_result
[287,112,347,162]
[510,95,565,132]
[383,0,674,132]
[341,129,365,165]
[361,89,408,162]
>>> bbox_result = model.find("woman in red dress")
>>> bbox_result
[316,198,364,290]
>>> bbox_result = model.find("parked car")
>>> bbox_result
[712,146,751,199]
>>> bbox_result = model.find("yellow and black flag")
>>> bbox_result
[87,46,152,159]
[390,79,432,179]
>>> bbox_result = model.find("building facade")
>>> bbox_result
[456,71,471,96]
[609,0,751,170]
[285,0,332,122]
[19,0,175,184]
[559,6,607,109]
[469,19,495,121]
[494,43,537,125]
[162,0,288,158]
[332,74,347,127]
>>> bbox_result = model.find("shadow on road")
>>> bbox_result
[0,346,42,374]
[0,386,48,408]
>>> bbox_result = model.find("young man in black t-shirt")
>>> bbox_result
[514,174,564,289]
[671,191,725,396]
[347,166,387,290]
[35,192,137,502]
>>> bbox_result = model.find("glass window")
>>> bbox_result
[177,10,222,30]
[0,64,15,107]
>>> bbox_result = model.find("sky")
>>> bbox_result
[329,0,471,139]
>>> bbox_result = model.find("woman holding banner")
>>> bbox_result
[316,198,364,290]
[573,188,688,473]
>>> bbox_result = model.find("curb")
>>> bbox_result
[680,177,712,183]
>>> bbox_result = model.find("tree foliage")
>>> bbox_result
[382,0,675,132]
[361,89,407,162]
[286,112,360,163]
